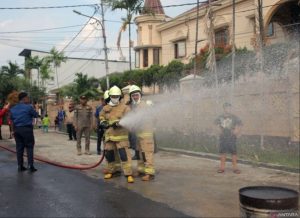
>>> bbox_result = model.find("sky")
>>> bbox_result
[0,0,197,68]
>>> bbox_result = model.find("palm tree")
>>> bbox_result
[0,62,25,101]
[106,0,144,70]
[60,73,99,102]
[1,61,25,77]
[39,59,53,87]
[25,56,44,87]
[48,47,67,90]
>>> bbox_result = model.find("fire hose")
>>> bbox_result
[0,144,105,170]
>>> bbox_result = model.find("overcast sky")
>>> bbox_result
[0,0,197,67]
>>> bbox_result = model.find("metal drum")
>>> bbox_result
[239,186,299,218]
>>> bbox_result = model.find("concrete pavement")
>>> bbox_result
[0,126,299,217]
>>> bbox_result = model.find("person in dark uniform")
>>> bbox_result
[94,97,106,155]
[10,92,38,172]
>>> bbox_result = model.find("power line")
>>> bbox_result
[65,28,97,55]
[0,4,98,10]
[59,10,97,52]
[0,24,87,34]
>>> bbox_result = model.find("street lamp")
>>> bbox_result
[73,9,110,89]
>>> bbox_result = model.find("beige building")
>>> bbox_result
[134,0,299,68]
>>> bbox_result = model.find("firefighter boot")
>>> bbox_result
[142,174,155,181]
[104,173,113,179]
[104,171,121,179]
[127,175,134,183]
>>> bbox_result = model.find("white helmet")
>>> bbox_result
[109,86,122,96]
[129,85,141,95]
[103,90,109,100]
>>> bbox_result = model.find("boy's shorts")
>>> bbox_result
[219,134,237,154]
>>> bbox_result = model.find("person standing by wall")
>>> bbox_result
[57,106,65,131]
[215,102,242,174]
[73,95,93,155]
[65,103,77,141]
[10,92,38,172]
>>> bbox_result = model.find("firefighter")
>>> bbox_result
[99,86,134,183]
[100,90,121,174]
[103,90,110,104]
[128,85,155,181]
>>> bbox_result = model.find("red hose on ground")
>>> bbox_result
[0,144,105,170]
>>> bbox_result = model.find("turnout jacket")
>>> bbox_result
[99,102,130,142]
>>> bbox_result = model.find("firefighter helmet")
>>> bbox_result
[109,86,122,96]
[103,90,109,100]
[129,85,141,95]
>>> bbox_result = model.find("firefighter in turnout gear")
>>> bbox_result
[128,85,155,181]
[101,90,121,174]
[99,86,134,183]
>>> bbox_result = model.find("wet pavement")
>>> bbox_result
[0,151,188,218]
[0,126,299,217]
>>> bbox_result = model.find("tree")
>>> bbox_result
[144,65,163,94]
[25,56,44,87]
[1,61,25,77]
[47,47,67,90]
[60,73,100,103]
[0,62,24,101]
[158,60,184,91]
[0,62,45,103]
[105,0,144,69]
[100,72,124,91]
[39,59,53,85]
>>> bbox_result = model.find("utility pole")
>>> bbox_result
[194,0,200,78]
[128,11,132,71]
[255,0,265,149]
[100,0,110,89]
[230,0,236,104]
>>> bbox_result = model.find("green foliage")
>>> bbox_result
[143,65,163,87]
[60,73,100,103]
[48,47,67,68]
[158,60,184,90]
[0,61,45,102]
[105,0,143,15]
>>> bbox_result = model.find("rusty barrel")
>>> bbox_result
[239,186,299,218]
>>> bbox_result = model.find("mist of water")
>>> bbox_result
[120,35,300,168]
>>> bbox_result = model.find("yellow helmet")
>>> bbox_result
[109,86,122,96]
[103,90,109,100]
[129,85,141,95]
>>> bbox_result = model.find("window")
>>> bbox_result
[266,22,274,37]
[215,28,229,47]
[174,41,186,59]
[135,51,140,68]
[153,48,160,65]
[143,49,148,67]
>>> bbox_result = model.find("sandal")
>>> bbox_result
[233,169,241,174]
[217,169,225,173]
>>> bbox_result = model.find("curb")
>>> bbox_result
[55,131,299,174]
[159,147,299,174]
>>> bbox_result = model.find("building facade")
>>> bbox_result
[134,0,300,68]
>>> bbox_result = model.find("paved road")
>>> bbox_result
[0,151,189,218]
[0,128,299,217]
